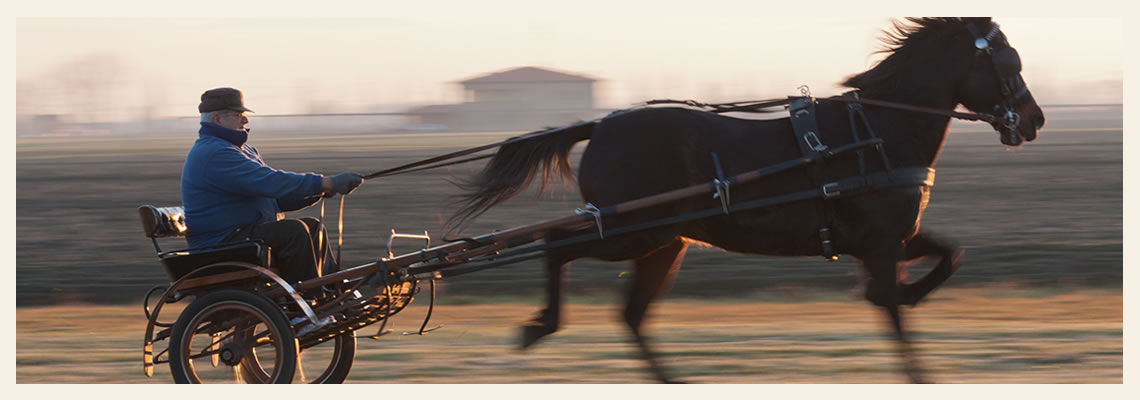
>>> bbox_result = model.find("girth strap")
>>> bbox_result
[825,167,935,196]
[812,167,934,257]
[814,167,934,260]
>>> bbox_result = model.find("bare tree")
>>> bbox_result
[48,53,126,123]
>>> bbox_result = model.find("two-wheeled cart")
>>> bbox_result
[139,97,942,383]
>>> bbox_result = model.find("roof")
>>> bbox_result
[459,66,596,84]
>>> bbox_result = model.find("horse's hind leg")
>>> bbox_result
[863,253,930,383]
[520,229,576,349]
[899,232,963,306]
[623,239,688,383]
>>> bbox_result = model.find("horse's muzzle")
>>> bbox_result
[1000,126,1024,146]
[999,105,1045,146]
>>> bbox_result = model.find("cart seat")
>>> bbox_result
[138,205,271,282]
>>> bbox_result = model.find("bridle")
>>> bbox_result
[966,21,1030,132]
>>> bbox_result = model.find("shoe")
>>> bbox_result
[291,315,336,336]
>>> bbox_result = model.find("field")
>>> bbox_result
[14,119,1123,383]
[14,289,1122,383]
[14,126,1123,305]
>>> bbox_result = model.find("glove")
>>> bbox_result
[328,172,364,196]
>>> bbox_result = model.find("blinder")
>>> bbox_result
[968,20,1029,131]
[992,47,1021,76]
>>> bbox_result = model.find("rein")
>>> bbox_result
[361,94,1004,181]
[648,95,1000,124]
[823,96,997,124]
[318,194,347,274]
[362,120,597,180]
[362,142,501,180]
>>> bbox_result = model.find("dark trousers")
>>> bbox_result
[226,217,336,285]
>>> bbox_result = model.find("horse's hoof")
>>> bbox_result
[519,322,553,350]
[909,375,933,384]
[906,368,932,383]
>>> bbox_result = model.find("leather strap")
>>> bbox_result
[787,96,841,260]
[788,96,828,159]
[825,96,996,124]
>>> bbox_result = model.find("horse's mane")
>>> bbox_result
[842,17,982,90]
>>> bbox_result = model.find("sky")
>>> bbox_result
[12,3,1127,123]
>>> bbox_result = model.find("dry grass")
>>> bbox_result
[15,288,1121,383]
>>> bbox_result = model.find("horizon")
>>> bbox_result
[15,16,1122,126]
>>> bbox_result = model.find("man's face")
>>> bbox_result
[215,110,249,131]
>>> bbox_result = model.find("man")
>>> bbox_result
[181,87,363,294]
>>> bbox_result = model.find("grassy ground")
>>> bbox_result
[15,288,1121,384]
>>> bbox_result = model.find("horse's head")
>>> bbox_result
[957,17,1045,146]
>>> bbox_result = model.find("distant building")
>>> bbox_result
[409,66,604,132]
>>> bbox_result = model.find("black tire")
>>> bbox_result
[169,289,297,384]
[241,331,356,384]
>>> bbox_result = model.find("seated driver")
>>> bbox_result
[181,87,363,297]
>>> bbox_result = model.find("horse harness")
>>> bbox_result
[357,23,1019,261]
[788,91,931,260]
[781,21,1023,259]
[643,22,1024,260]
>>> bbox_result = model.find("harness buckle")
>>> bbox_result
[822,182,841,198]
[847,94,863,111]
[713,179,731,214]
[819,227,838,261]
[575,203,605,239]
[1002,110,1021,130]
[804,131,828,152]
[711,152,731,214]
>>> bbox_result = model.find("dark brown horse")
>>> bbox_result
[449,17,1045,383]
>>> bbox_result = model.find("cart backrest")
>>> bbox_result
[138,205,188,238]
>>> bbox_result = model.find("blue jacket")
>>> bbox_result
[181,122,324,247]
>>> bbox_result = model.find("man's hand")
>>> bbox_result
[322,172,364,196]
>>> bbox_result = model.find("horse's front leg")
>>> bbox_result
[863,252,930,383]
[899,231,963,306]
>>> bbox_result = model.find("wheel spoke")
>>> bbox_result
[186,347,222,361]
[169,289,297,384]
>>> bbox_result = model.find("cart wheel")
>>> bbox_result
[169,289,297,384]
[242,331,356,384]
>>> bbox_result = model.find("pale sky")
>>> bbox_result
[13,4,1125,122]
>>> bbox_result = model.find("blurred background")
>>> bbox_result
[15,15,1121,136]
[13,7,1123,384]
[15,14,1122,305]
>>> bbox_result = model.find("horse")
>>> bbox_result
[447,17,1045,383]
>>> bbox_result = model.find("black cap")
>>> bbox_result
[198,87,254,113]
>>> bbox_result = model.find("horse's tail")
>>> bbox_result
[447,121,597,233]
